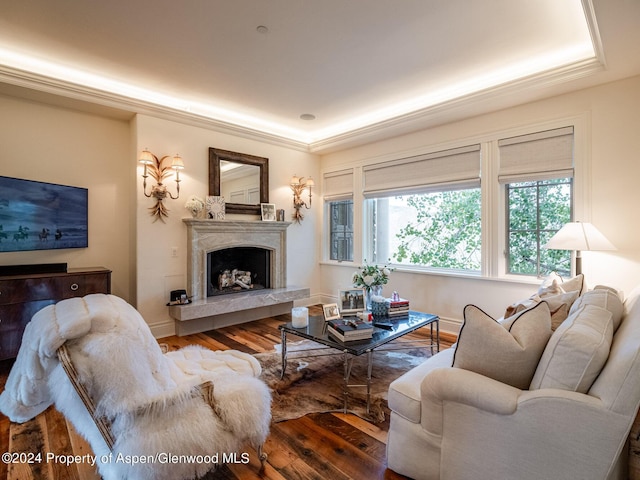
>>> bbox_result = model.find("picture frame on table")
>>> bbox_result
[322,303,341,321]
[338,288,365,314]
[260,203,276,221]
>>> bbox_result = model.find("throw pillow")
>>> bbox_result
[560,273,586,296]
[530,304,613,393]
[569,286,624,331]
[504,274,582,330]
[453,302,552,389]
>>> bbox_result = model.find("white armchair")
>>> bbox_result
[0,294,271,480]
[387,287,640,480]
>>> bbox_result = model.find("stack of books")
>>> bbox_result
[326,318,373,342]
[386,298,410,316]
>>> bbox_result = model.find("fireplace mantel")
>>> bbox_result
[183,218,291,301]
[169,218,309,335]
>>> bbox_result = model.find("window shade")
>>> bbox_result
[498,126,574,183]
[323,169,354,200]
[362,144,481,198]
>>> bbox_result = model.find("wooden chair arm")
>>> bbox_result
[57,344,115,450]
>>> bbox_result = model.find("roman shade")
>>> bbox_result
[498,126,574,183]
[362,144,481,198]
[323,168,354,200]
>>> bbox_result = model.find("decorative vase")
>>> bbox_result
[365,285,383,310]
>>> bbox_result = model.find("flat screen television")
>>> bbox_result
[0,176,88,253]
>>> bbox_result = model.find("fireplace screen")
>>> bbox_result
[207,247,271,296]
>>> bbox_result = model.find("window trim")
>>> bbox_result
[326,197,354,263]
[321,113,590,281]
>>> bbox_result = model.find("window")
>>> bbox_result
[506,178,572,276]
[499,126,575,277]
[328,199,354,262]
[362,144,481,272]
[369,188,481,270]
[323,169,355,263]
[323,121,583,280]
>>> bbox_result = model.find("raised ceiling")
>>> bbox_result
[0,0,639,151]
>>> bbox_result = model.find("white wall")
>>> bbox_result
[134,114,321,336]
[0,94,133,300]
[319,75,640,331]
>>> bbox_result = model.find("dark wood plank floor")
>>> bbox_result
[0,306,454,480]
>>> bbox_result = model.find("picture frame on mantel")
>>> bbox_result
[206,196,225,220]
[261,203,276,221]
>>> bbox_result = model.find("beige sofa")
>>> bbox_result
[387,284,640,480]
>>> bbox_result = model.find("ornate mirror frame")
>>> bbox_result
[209,147,269,215]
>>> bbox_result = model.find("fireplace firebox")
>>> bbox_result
[207,247,271,297]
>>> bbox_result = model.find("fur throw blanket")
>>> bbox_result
[0,294,271,480]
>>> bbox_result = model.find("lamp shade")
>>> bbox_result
[171,155,185,170]
[306,177,315,187]
[139,149,154,165]
[544,222,616,251]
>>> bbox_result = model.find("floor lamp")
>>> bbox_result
[544,222,616,275]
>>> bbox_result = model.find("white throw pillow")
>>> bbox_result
[569,286,624,331]
[453,302,552,389]
[530,304,613,393]
[504,282,581,331]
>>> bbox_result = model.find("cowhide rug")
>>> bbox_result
[256,340,433,423]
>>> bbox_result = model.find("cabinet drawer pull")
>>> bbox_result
[70,283,79,291]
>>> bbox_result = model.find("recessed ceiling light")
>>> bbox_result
[256,25,269,34]
[300,113,316,121]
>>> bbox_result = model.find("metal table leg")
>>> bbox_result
[342,350,351,413]
[280,328,287,380]
[366,349,373,414]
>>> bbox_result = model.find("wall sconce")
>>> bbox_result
[290,174,314,223]
[139,148,185,222]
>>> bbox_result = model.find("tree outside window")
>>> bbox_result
[370,188,481,271]
[507,178,572,277]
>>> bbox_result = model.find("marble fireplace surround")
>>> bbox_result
[168,219,309,335]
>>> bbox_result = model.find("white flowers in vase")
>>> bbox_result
[352,261,392,289]
[184,195,205,218]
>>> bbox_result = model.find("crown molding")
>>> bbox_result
[0,65,311,153]
[308,57,605,153]
[0,54,604,155]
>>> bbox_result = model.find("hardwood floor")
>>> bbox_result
[0,306,454,480]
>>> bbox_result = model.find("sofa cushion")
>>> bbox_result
[569,286,624,331]
[388,348,455,423]
[504,274,584,330]
[452,302,552,389]
[530,304,613,392]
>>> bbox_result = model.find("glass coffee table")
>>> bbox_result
[278,311,439,413]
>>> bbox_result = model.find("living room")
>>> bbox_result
[1,1,640,479]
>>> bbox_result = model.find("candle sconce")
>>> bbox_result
[139,148,185,222]
[290,174,314,224]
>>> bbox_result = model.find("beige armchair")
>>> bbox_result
[387,287,640,480]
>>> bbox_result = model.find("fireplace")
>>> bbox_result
[171,219,309,335]
[207,247,271,296]
[182,219,290,301]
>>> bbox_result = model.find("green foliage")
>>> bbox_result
[390,178,571,276]
[507,179,572,276]
[393,189,481,270]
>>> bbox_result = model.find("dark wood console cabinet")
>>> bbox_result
[0,267,111,360]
